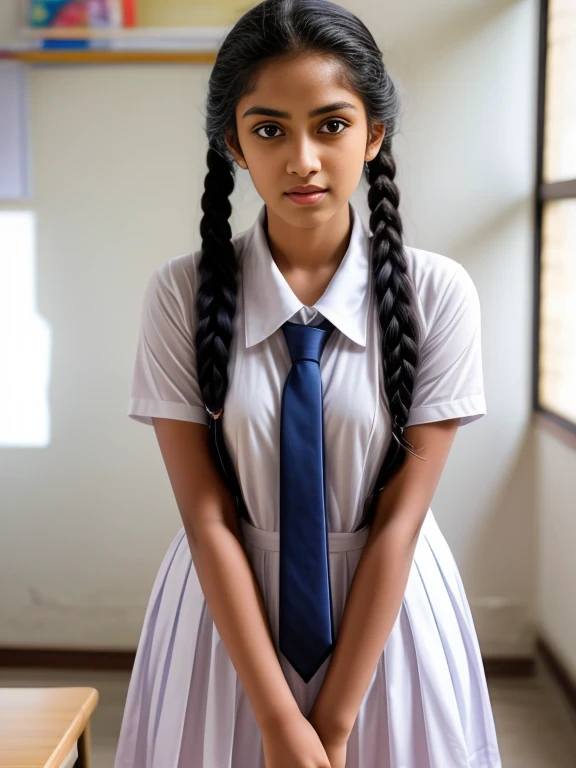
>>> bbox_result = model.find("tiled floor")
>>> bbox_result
[1,655,575,766]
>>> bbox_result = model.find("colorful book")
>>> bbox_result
[29,1,123,29]
[121,0,136,27]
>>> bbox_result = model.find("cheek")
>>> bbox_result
[240,131,365,180]
[241,141,273,173]
[323,134,366,168]
[245,158,277,191]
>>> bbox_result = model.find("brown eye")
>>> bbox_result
[254,124,284,139]
[319,119,348,135]
[252,118,349,140]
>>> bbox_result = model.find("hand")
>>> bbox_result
[261,709,332,767]
[324,740,348,768]
[307,703,350,768]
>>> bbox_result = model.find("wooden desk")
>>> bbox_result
[0,687,99,768]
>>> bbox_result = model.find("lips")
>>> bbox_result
[285,187,327,194]
[285,189,328,205]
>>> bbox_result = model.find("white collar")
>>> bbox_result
[242,201,371,348]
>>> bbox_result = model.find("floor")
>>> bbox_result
[1,654,575,766]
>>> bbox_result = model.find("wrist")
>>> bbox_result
[258,699,302,733]
[308,699,354,744]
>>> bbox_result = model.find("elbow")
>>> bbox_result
[185,505,243,553]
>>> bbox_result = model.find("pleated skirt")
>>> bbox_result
[114,508,502,767]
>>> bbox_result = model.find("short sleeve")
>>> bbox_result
[405,263,487,428]
[127,257,209,426]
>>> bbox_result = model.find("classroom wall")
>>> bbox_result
[1,0,563,664]
[536,428,576,681]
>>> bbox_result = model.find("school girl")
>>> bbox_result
[114,0,503,765]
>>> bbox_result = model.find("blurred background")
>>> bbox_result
[0,0,575,765]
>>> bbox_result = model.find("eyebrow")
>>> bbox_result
[241,101,358,119]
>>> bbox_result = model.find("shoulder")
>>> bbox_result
[402,244,480,335]
[141,227,252,332]
[150,226,252,300]
[403,244,473,300]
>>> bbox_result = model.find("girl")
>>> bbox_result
[115,0,502,765]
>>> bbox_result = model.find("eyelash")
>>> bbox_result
[252,118,349,140]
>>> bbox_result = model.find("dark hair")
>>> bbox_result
[196,0,423,529]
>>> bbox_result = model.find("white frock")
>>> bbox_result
[115,202,502,767]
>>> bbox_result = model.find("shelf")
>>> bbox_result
[20,25,227,40]
[0,25,227,63]
[0,49,217,63]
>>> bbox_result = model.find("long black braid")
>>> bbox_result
[195,0,424,530]
[358,136,422,528]
[196,147,237,418]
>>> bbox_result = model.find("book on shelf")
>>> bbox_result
[13,1,228,53]
[29,1,129,30]
[28,0,139,49]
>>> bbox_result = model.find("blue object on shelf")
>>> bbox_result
[41,39,90,49]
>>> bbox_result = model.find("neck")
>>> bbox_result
[264,202,353,305]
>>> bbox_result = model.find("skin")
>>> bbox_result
[225,51,385,304]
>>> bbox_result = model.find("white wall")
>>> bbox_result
[0,0,544,655]
[536,426,576,681]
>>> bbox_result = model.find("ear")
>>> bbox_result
[365,121,386,163]
[224,129,248,169]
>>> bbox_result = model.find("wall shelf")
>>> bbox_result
[0,49,217,64]
[0,17,227,64]
[20,25,224,40]
[0,0,231,64]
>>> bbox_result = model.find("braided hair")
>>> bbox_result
[196,0,423,530]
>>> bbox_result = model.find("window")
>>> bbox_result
[0,211,50,447]
[534,0,576,432]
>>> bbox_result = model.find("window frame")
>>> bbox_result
[533,0,576,443]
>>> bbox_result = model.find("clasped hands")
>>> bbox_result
[307,697,351,768]
[260,685,353,767]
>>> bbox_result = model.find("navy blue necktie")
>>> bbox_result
[279,316,335,683]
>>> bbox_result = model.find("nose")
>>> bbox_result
[285,136,321,177]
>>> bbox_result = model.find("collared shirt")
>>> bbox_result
[128,201,486,532]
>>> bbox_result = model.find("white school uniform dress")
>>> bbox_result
[115,201,502,767]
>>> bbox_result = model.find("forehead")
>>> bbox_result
[237,53,359,114]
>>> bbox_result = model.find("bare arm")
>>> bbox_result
[308,417,460,743]
[151,417,301,731]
